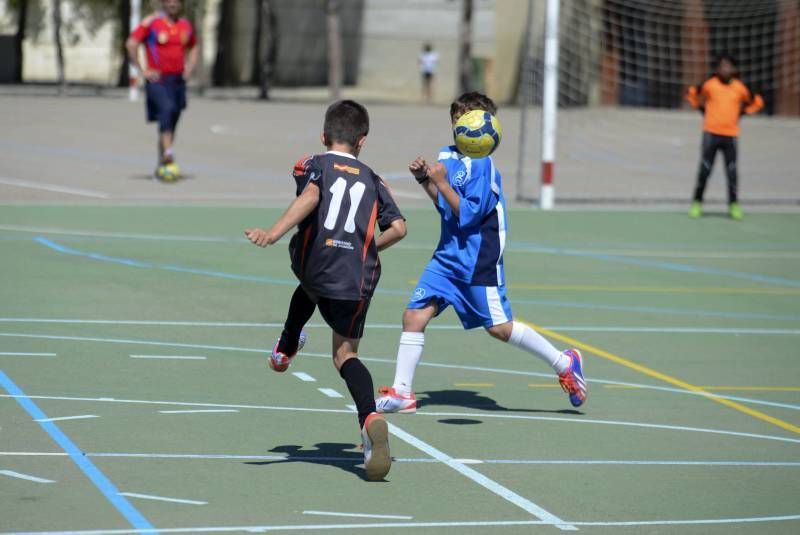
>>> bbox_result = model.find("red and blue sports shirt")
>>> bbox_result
[130,13,196,76]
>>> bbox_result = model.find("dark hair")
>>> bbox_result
[323,100,369,147]
[450,91,497,122]
[716,53,737,67]
[423,43,433,53]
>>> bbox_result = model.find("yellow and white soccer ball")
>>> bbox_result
[156,162,181,182]
[453,109,502,159]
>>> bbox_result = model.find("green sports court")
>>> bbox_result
[1,195,799,533]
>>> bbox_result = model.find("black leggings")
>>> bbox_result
[693,132,738,203]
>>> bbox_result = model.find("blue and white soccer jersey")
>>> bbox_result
[407,145,512,329]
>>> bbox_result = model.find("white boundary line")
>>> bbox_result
[0,352,56,356]
[4,318,800,335]
[158,410,238,415]
[292,372,316,382]
[0,331,796,412]
[3,451,799,467]
[302,510,413,520]
[318,388,343,399]
[0,177,110,199]
[130,355,206,360]
[0,392,797,445]
[4,223,800,258]
[0,469,56,483]
[3,515,799,534]
[34,415,98,423]
[119,492,207,505]
[387,420,574,530]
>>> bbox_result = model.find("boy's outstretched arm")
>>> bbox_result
[409,156,439,204]
[376,218,407,252]
[245,182,320,247]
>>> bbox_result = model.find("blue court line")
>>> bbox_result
[33,237,800,320]
[0,370,156,533]
[509,241,800,288]
[33,236,409,295]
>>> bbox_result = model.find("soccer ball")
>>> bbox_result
[156,162,181,182]
[453,109,502,159]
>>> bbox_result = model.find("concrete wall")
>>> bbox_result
[358,0,496,102]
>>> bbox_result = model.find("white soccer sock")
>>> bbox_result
[508,321,570,375]
[391,332,425,396]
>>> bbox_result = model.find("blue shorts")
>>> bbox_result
[407,268,513,329]
[145,75,186,132]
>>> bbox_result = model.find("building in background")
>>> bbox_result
[0,0,797,115]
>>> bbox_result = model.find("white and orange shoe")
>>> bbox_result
[268,330,307,372]
[361,412,391,481]
[375,386,417,414]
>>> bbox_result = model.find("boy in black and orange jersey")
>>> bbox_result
[686,54,764,220]
[245,100,406,481]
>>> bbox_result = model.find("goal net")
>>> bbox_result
[516,0,800,206]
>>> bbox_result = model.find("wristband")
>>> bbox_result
[415,174,430,184]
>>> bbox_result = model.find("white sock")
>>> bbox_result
[391,332,424,396]
[508,321,570,375]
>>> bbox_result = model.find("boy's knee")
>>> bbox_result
[486,321,513,342]
[402,307,433,332]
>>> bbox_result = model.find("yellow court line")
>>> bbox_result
[604,385,800,392]
[507,284,800,295]
[528,383,561,388]
[454,383,495,388]
[521,320,800,435]
[699,386,800,392]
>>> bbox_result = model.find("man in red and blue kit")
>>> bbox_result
[126,0,198,177]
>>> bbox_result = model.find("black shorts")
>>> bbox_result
[145,75,187,132]
[316,296,371,340]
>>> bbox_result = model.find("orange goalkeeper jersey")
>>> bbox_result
[686,76,764,137]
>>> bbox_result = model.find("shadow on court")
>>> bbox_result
[418,389,582,415]
[245,442,378,481]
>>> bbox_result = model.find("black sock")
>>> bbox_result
[339,358,377,428]
[279,286,316,355]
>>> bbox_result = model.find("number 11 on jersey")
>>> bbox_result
[324,177,366,233]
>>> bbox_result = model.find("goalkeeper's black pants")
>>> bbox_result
[693,132,738,204]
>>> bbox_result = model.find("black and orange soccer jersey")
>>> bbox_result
[686,75,764,137]
[288,151,404,301]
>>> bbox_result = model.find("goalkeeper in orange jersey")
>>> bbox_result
[686,54,764,220]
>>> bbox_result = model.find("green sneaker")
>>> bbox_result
[729,202,743,221]
[688,201,702,218]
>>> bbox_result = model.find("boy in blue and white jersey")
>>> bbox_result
[376,92,586,413]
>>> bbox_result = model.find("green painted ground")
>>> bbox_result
[1,206,799,534]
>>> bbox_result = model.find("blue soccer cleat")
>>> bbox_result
[558,349,587,407]
[269,330,307,372]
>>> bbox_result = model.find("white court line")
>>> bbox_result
[119,492,207,505]
[5,318,800,336]
[0,352,56,356]
[303,510,413,520]
[0,469,55,483]
[159,410,238,415]
[6,223,800,258]
[1,392,798,445]
[0,330,796,412]
[292,372,316,382]
[318,388,344,399]
[3,516,800,534]
[385,419,577,531]
[3,451,799,467]
[34,414,98,423]
[0,225,240,243]
[130,355,206,360]
[0,177,110,199]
